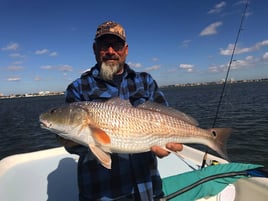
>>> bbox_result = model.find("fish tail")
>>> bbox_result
[208,128,232,159]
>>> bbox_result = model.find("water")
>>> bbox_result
[0,82,267,166]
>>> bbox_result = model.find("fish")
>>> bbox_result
[39,98,231,169]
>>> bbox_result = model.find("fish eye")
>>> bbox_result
[50,108,57,114]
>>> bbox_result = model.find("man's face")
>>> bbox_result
[94,35,128,80]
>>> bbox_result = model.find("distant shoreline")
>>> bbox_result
[160,78,268,88]
[0,92,64,100]
[1,78,267,99]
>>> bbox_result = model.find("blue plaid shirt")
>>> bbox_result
[65,64,168,201]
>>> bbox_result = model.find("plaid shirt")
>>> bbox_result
[65,64,168,201]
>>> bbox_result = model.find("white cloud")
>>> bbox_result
[12,60,24,65]
[231,57,254,69]
[262,52,268,60]
[40,64,73,72]
[179,64,194,72]
[208,1,226,14]
[208,55,256,73]
[167,68,177,73]
[7,76,21,81]
[208,64,227,73]
[181,40,191,47]
[220,40,268,55]
[58,65,73,72]
[34,76,41,81]
[7,65,24,71]
[1,42,19,51]
[180,64,194,69]
[35,49,49,55]
[152,57,159,62]
[200,22,222,36]
[9,53,25,58]
[40,65,53,70]
[145,65,160,71]
[35,49,58,56]
[128,62,142,68]
[49,51,58,56]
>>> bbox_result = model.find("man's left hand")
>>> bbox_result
[151,143,183,158]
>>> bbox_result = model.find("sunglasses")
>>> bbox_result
[96,40,126,51]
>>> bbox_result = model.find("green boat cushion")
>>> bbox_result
[162,163,263,201]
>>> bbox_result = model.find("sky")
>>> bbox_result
[1,0,268,96]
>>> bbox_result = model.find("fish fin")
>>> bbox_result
[105,98,199,126]
[91,127,111,145]
[89,144,112,169]
[138,101,199,126]
[208,128,232,160]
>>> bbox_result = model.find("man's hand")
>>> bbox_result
[56,136,79,147]
[151,143,183,158]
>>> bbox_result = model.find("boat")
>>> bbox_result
[0,145,267,201]
[2,1,267,200]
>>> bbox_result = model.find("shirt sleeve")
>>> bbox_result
[65,80,82,103]
[130,72,169,107]
[150,79,169,106]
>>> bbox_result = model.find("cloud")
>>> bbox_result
[7,76,21,81]
[40,65,53,70]
[49,51,58,56]
[179,64,194,72]
[262,52,268,60]
[208,55,256,73]
[167,68,177,73]
[220,40,268,55]
[181,40,191,47]
[152,57,159,62]
[34,76,41,81]
[145,65,160,71]
[200,22,223,36]
[35,49,50,55]
[208,1,226,14]
[208,64,225,73]
[9,53,25,58]
[2,42,19,51]
[35,49,58,56]
[12,60,24,65]
[128,62,142,68]
[58,65,73,72]
[7,65,24,71]
[40,64,73,72]
[231,56,255,69]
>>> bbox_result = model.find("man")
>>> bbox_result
[63,21,183,201]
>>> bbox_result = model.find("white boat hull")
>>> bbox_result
[0,146,267,201]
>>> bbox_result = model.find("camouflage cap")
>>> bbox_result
[95,21,126,42]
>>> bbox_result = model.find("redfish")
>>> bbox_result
[40,98,231,169]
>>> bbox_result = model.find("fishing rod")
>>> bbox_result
[212,0,249,128]
[201,0,250,167]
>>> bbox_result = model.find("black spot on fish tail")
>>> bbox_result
[211,130,217,137]
[208,128,232,160]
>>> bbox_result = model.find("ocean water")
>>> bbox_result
[0,81,267,166]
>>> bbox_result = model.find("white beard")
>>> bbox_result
[100,62,121,81]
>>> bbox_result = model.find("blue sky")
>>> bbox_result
[1,0,268,95]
